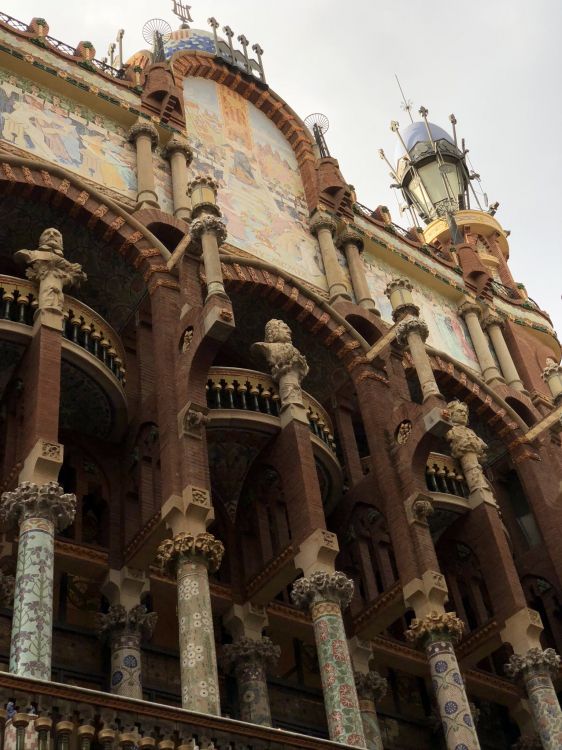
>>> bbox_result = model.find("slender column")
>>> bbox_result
[407,612,481,750]
[354,671,387,750]
[188,176,228,300]
[542,360,562,406]
[97,604,157,698]
[0,482,76,679]
[309,210,351,305]
[336,228,379,314]
[505,648,562,749]
[222,637,280,726]
[128,119,159,209]
[458,300,504,386]
[482,311,525,391]
[157,532,224,715]
[386,277,441,401]
[292,572,366,747]
[162,135,193,221]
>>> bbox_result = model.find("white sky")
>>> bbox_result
[3,0,561,338]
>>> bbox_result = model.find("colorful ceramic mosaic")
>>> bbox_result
[357,697,384,750]
[525,671,562,749]
[426,639,481,750]
[177,558,220,715]
[10,517,55,680]
[110,630,142,698]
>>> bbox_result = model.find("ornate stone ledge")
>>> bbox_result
[0,481,76,531]
[156,532,225,574]
[291,571,354,611]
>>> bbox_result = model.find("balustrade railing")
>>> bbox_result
[207,367,337,453]
[0,275,125,385]
[425,451,467,498]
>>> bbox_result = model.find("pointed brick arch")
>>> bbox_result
[0,155,178,293]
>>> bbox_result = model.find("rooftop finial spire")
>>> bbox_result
[395,75,414,124]
[172,0,193,28]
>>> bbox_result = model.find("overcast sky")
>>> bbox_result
[3,0,561,339]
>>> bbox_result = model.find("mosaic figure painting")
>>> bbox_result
[182,77,326,289]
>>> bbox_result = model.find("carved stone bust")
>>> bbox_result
[251,320,309,408]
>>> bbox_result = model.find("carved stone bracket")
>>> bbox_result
[395,317,429,348]
[291,570,354,611]
[178,402,210,440]
[156,531,224,574]
[0,481,76,531]
[222,636,281,672]
[309,210,337,237]
[96,604,157,641]
[354,670,388,702]
[505,647,561,681]
[406,611,465,648]
[127,120,159,149]
[406,493,434,525]
[189,216,227,248]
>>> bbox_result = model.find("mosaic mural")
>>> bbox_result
[182,78,326,289]
[0,67,172,211]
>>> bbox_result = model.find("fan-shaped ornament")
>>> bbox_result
[142,18,173,47]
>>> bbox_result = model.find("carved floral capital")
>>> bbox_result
[0,481,76,531]
[162,135,193,163]
[336,227,364,252]
[384,277,413,298]
[96,604,157,640]
[406,611,465,647]
[222,636,281,672]
[354,670,388,701]
[395,317,429,348]
[504,647,561,680]
[127,119,158,149]
[189,216,227,247]
[481,311,505,331]
[156,531,224,574]
[187,175,220,196]
[309,210,337,237]
[291,571,354,611]
[542,361,562,382]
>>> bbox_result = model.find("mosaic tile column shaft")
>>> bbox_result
[292,572,366,747]
[157,532,224,716]
[354,671,387,750]
[97,604,157,699]
[506,648,562,750]
[408,612,481,750]
[0,482,76,681]
[223,637,280,726]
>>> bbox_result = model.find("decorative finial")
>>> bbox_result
[172,0,193,28]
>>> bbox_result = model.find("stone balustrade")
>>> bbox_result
[0,274,125,384]
[0,673,349,750]
[425,451,467,498]
[206,367,337,453]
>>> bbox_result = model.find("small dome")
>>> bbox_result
[393,121,454,165]
[163,28,217,58]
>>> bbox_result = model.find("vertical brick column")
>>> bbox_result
[128,119,159,209]
[354,671,387,750]
[407,613,481,750]
[222,637,280,726]
[97,604,157,699]
[292,572,366,747]
[309,210,351,305]
[157,532,224,715]
[505,649,562,749]
[0,482,76,679]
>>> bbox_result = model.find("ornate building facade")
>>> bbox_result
[0,8,560,750]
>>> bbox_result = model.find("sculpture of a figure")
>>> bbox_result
[14,228,86,314]
[251,320,309,407]
[445,400,487,458]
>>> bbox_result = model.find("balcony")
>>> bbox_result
[0,672,346,750]
[0,275,127,439]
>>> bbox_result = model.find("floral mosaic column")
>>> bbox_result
[97,604,157,699]
[354,671,387,750]
[407,611,481,750]
[505,648,562,750]
[222,636,280,726]
[291,571,366,747]
[157,532,224,715]
[0,481,76,680]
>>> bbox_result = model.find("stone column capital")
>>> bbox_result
[542,361,562,382]
[336,227,364,252]
[395,317,429,348]
[354,670,388,701]
[222,636,281,672]
[505,647,561,681]
[291,570,354,611]
[444,400,487,459]
[309,210,337,237]
[162,135,193,164]
[384,277,413,297]
[481,310,505,331]
[0,481,76,531]
[187,175,220,196]
[96,604,157,641]
[406,611,465,648]
[156,531,224,574]
[458,299,482,319]
[127,119,159,149]
[189,215,227,248]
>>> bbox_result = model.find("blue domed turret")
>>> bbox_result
[393,121,455,166]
